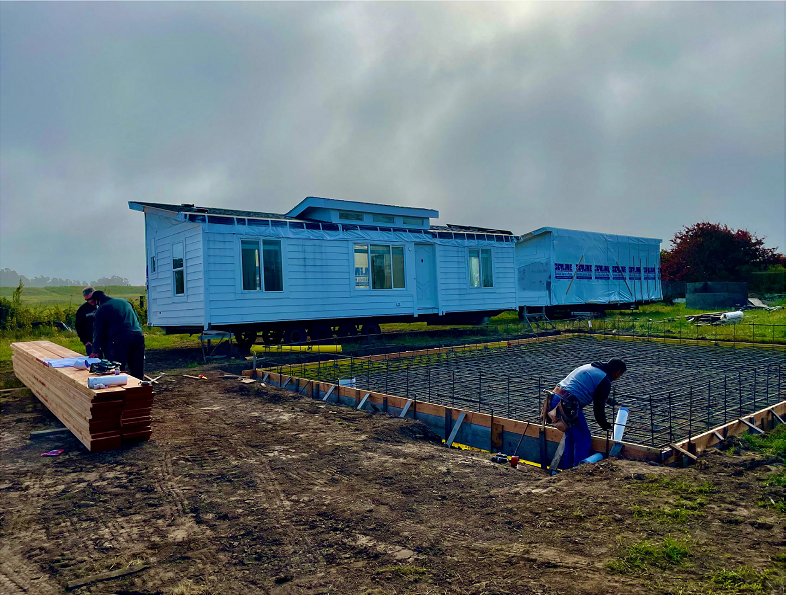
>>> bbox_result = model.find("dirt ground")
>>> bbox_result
[1,350,784,595]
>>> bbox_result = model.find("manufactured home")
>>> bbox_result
[129,197,518,346]
[515,227,662,315]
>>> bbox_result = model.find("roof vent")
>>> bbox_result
[181,203,195,209]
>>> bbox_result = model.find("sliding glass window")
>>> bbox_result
[241,239,283,291]
[241,240,261,290]
[262,240,283,291]
[354,244,405,290]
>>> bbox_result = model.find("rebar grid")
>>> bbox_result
[299,336,785,448]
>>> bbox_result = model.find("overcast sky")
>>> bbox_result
[1,2,783,285]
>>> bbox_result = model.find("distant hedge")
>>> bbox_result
[749,269,785,294]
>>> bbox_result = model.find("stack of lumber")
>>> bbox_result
[11,341,153,452]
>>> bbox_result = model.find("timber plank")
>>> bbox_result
[11,341,152,452]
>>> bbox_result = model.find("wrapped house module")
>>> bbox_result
[514,227,662,315]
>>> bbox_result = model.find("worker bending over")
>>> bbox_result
[89,291,146,380]
[75,287,97,356]
[544,359,627,468]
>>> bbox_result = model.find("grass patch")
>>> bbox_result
[376,565,429,581]
[632,497,708,524]
[708,566,774,594]
[634,475,716,496]
[742,425,786,459]
[607,537,691,574]
[559,302,786,344]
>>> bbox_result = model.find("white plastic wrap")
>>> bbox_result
[516,227,663,307]
[719,311,744,324]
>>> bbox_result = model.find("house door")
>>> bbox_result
[415,244,438,310]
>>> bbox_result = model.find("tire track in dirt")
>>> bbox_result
[0,547,61,595]
[156,449,190,520]
[220,414,327,578]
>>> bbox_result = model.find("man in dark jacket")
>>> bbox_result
[75,287,97,356]
[545,358,627,468]
[89,291,145,379]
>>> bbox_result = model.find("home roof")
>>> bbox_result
[520,226,662,243]
[128,201,298,221]
[286,196,439,220]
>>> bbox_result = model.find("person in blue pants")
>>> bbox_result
[547,359,627,468]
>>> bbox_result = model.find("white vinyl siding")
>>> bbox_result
[144,212,204,327]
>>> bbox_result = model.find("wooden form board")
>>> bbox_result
[662,401,786,465]
[242,368,663,462]
[11,341,153,452]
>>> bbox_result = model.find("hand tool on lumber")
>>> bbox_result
[89,360,122,375]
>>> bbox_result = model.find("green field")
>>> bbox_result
[0,286,147,306]
[2,291,784,365]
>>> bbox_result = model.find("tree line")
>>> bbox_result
[0,269,131,288]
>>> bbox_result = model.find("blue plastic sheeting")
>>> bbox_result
[516,227,663,306]
[175,211,516,249]
[42,357,101,368]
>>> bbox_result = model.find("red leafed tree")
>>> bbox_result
[661,222,781,282]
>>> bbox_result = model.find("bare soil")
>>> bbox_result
[1,351,783,595]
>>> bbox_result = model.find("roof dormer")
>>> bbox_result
[286,196,438,229]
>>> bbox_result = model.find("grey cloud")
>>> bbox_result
[1,2,782,283]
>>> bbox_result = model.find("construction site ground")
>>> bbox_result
[1,349,784,595]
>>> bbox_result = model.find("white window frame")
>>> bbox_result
[149,236,156,276]
[239,238,284,293]
[468,247,494,289]
[353,243,406,290]
[172,240,186,297]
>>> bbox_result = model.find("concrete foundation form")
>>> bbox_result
[264,334,785,449]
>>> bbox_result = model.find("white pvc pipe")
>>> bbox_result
[87,375,128,389]
[73,358,101,370]
[613,407,629,443]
